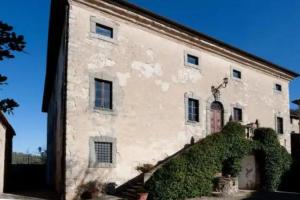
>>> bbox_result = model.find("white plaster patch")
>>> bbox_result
[146,49,154,62]
[155,80,170,92]
[87,54,115,69]
[131,61,162,78]
[172,69,202,83]
[116,72,131,87]
[105,58,116,67]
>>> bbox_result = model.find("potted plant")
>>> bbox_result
[135,163,154,173]
[79,181,102,200]
[137,188,148,200]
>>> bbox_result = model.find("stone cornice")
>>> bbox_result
[71,0,298,81]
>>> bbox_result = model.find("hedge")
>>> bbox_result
[252,128,291,191]
[145,122,291,200]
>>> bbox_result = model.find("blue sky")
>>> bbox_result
[0,0,299,153]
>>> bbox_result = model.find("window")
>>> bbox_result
[275,84,282,92]
[188,98,199,122]
[94,142,112,163]
[277,117,284,134]
[90,16,119,43]
[232,69,242,79]
[233,107,243,121]
[89,136,116,168]
[187,54,199,66]
[95,79,112,109]
[96,23,113,38]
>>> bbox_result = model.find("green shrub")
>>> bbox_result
[146,122,251,200]
[252,128,291,191]
[145,123,291,200]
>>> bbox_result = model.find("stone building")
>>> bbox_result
[290,109,299,133]
[0,112,15,193]
[42,0,299,199]
[291,99,300,133]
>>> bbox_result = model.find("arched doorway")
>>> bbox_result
[210,101,224,133]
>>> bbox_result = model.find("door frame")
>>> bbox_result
[206,96,229,136]
[210,101,224,133]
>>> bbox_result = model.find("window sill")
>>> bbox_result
[93,107,117,116]
[186,120,201,126]
[89,33,118,44]
[184,63,201,71]
[89,162,116,168]
[274,90,283,95]
[231,77,242,82]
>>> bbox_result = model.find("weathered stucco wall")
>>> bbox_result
[0,123,6,193]
[291,118,300,133]
[238,155,261,190]
[64,2,293,199]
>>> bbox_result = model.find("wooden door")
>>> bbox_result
[210,102,223,133]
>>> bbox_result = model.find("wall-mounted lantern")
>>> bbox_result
[211,77,229,101]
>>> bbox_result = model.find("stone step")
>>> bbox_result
[119,191,138,199]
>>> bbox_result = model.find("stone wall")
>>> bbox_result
[291,118,299,133]
[63,1,293,199]
[0,123,6,193]
[238,155,261,190]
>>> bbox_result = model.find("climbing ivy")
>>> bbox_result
[145,122,291,200]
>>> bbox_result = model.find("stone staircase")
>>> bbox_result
[115,142,198,199]
[115,174,145,199]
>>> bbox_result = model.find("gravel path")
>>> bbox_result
[189,190,300,200]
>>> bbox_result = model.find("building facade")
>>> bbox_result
[0,112,14,193]
[43,0,299,199]
[291,109,300,133]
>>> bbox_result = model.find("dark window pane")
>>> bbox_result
[188,98,199,122]
[96,23,113,38]
[95,79,112,109]
[233,108,242,121]
[94,142,112,163]
[187,54,199,65]
[233,69,242,79]
[277,117,284,134]
[275,84,282,91]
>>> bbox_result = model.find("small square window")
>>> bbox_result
[94,142,113,163]
[277,117,284,134]
[233,107,243,121]
[96,23,113,38]
[95,79,112,110]
[233,69,242,79]
[275,84,282,92]
[187,54,199,65]
[188,98,199,122]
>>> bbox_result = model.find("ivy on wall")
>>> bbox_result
[145,122,291,200]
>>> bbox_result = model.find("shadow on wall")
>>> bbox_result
[66,156,116,200]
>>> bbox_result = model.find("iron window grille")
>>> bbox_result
[94,142,113,163]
